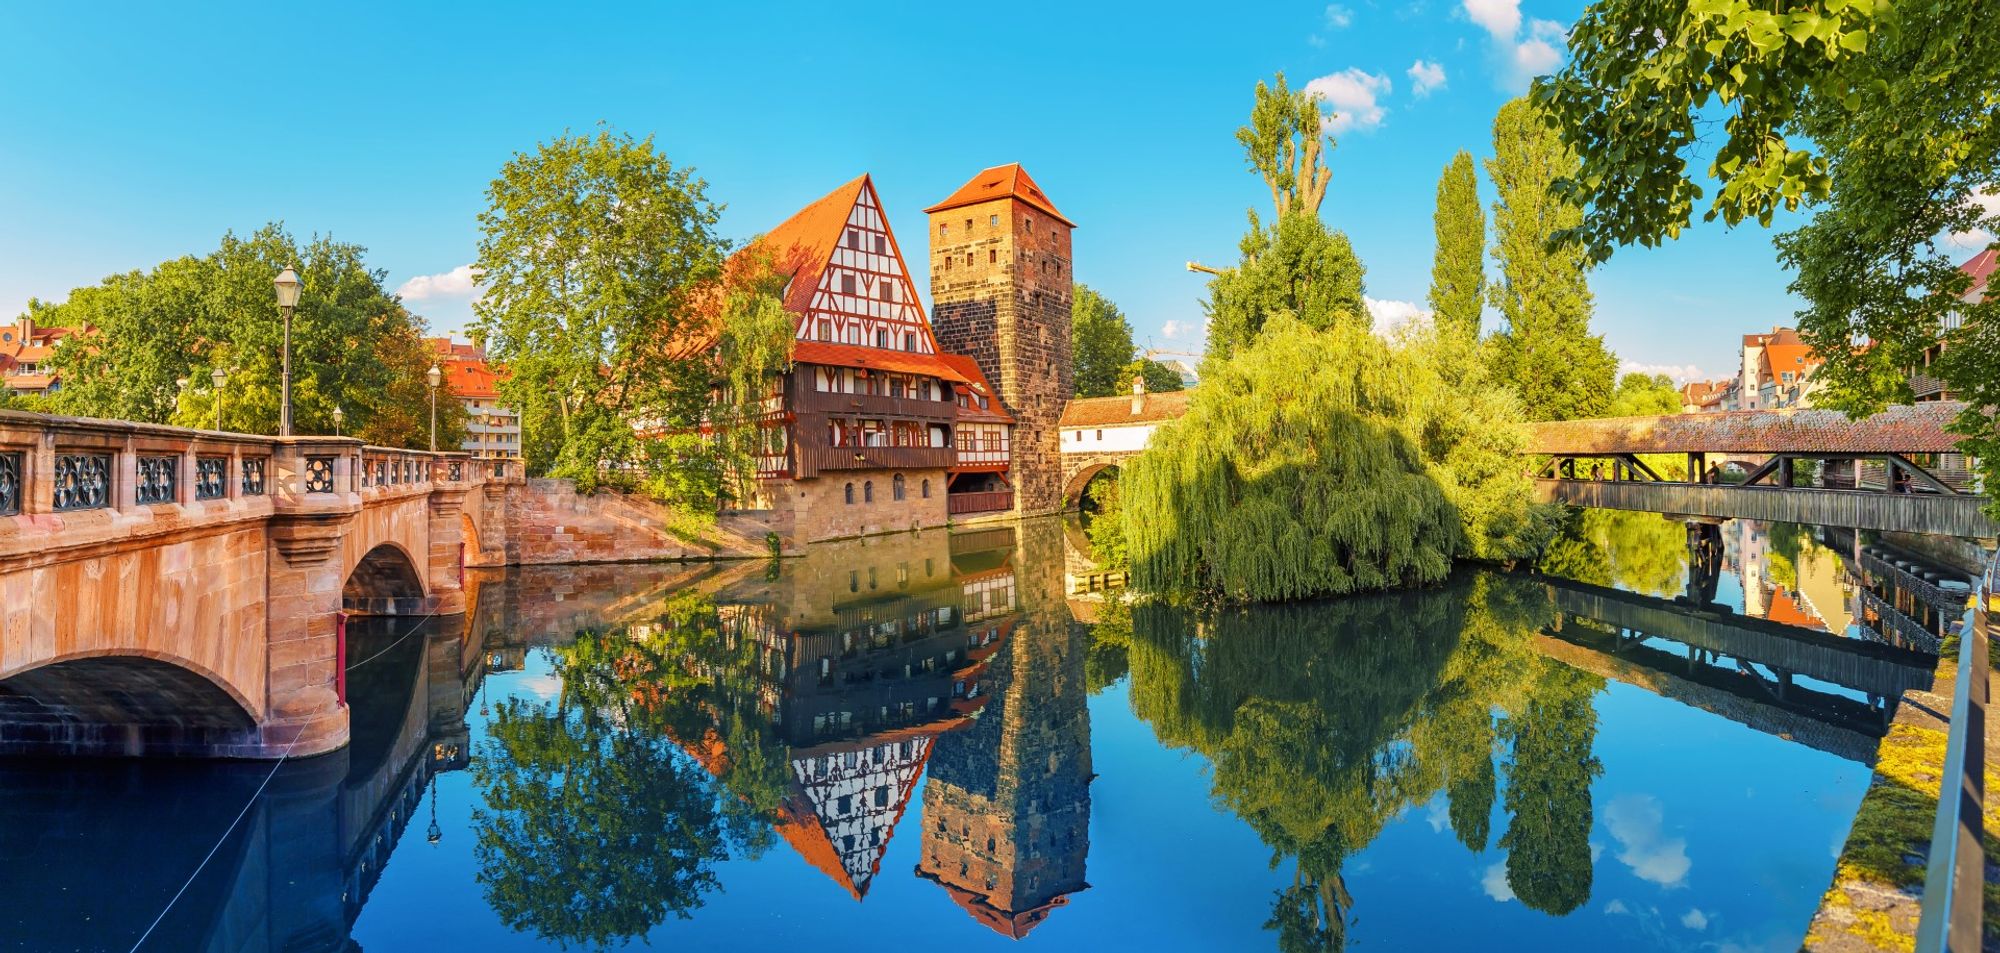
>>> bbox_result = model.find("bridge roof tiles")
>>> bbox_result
[1058,390,1193,428]
[1528,402,1969,455]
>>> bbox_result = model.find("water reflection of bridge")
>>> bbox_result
[1528,575,1934,764]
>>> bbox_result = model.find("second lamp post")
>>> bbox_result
[273,266,302,437]
[427,364,442,452]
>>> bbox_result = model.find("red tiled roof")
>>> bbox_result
[937,354,1014,423]
[754,174,871,318]
[1763,586,1826,630]
[794,340,971,383]
[918,875,1076,940]
[1961,247,1997,302]
[1057,389,1193,428]
[429,337,506,400]
[925,163,1075,227]
[1527,402,1970,455]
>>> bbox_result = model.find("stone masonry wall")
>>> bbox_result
[487,478,773,566]
[767,468,949,545]
[930,195,1074,517]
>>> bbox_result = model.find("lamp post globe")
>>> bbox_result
[427,364,442,452]
[332,404,344,437]
[273,266,302,437]
[210,367,227,430]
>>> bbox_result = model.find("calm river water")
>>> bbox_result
[2,512,1979,952]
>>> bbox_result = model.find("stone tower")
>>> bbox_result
[927,164,1075,516]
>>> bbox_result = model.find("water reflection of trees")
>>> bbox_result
[1116,575,1605,949]
[1538,508,1687,597]
[471,590,786,949]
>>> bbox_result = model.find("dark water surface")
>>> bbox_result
[3,513,1976,952]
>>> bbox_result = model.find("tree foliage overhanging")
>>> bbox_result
[1536,0,2000,509]
[1123,317,1560,603]
[29,223,466,448]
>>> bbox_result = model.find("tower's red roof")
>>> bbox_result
[925,164,1074,227]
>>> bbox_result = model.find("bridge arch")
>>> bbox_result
[344,543,429,613]
[1062,462,1121,512]
[0,651,260,755]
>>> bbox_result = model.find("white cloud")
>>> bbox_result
[1464,1,1568,91]
[1306,69,1393,133]
[1970,186,2000,219]
[1481,860,1516,902]
[1605,795,1692,888]
[1947,227,1995,249]
[1162,320,1186,339]
[1408,59,1448,96]
[1682,908,1709,930]
[1462,0,1520,40]
[1366,296,1432,334]
[1426,798,1449,833]
[1324,3,1354,28]
[396,264,480,301]
[1604,899,1630,915]
[1619,360,1708,383]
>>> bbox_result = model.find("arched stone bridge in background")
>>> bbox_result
[0,410,518,759]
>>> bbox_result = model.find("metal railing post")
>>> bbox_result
[1913,550,1993,951]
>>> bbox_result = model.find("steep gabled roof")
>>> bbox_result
[1960,247,1997,303]
[925,163,1075,227]
[937,354,1014,423]
[754,174,872,319]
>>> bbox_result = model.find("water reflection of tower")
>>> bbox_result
[917,521,1092,938]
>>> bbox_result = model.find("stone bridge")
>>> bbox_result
[0,410,519,759]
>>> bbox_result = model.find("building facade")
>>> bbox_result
[1730,327,1822,411]
[737,167,1072,542]
[0,316,83,397]
[429,338,521,459]
[1912,247,1995,402]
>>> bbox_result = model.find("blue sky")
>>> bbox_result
[0,0,1862,383]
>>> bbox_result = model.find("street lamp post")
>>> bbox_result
[210,367,227,431]
[332,405,344,437]
[427,364,443,452]
[273,266,302,437]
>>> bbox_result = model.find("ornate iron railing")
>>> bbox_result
[135,454,178,505]
[241,457,266,495]
[0,452,20,516]
[195,456,228,501]
[53,453,111,511]
[304,456,336,494]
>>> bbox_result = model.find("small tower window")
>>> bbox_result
[989,249,997,264]
[845,483,855,505]
[965,253,973,267]
[864,480,874,503]
[893,474,906,501]
[922,478,931,498]
[939,223,949,237]
[964,218,972,231]
[990,214,999,227]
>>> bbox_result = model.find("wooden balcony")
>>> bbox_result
[800,445,955,473]
[1910,373,1948,400]
[947,490,1013,515]
[795,389,956,422]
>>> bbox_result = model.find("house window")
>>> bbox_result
[845,483,855,504]
[875,235,886,253]
[1096,429,1103,441]
[842,275,856,295]
[893,474,906,501]
[816,318,832,341]
[875,329,888,348]
[922,478,931,498]
[847,229,859,247]
[879,282,895,302]
[864,480,874,503]
[904,332,916,351]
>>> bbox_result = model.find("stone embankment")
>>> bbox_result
[468,477,777,568]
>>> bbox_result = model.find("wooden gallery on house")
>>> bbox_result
[727,165,1076,542]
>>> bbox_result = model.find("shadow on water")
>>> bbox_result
[0,512,1964,952]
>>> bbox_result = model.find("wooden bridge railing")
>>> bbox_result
[1534,479,1999,538]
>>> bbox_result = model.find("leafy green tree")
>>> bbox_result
[1124,318,1557,603]
[1605,372,1682,418]
[37,225,464,447]
[472,129,727,495]
[1428,151,1487,343]
[1484,98,1617,422]
[1499,664,1604,915]
[1123,357,1187,394]
[1072,284,1138,398]
[1082,470,1128,567]
[1203,74,1369,360]
[1536,0,2000,509]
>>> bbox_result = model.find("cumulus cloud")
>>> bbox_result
[1307,68,1393,133]
[1947,228,1995,250]
[1619,360,1708,383]
[1325,3,1354,28]
[396,264,480,301]
[1463,0,1568,90]
[1162,319,1186,339]
[1481,861,1516,902]
[1682,908,1709,930]
[1366,296,1432,334]
[1462,0,1520,39]
[1605,795,1692,888]
[1408,59,1448,96]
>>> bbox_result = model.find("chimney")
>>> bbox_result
[1131,372,1146,416]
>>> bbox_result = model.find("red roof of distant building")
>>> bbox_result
[428,336,507,400]
[1960,247,1997,302]
[1763,586,1826,630]
[925,163,1075,227]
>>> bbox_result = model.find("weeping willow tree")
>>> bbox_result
[1125,316,1558,603]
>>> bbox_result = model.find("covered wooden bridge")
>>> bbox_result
[1527,403,1996,538]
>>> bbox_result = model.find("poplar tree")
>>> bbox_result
[1428,151,1486,343]
[1484,98,1616,421]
